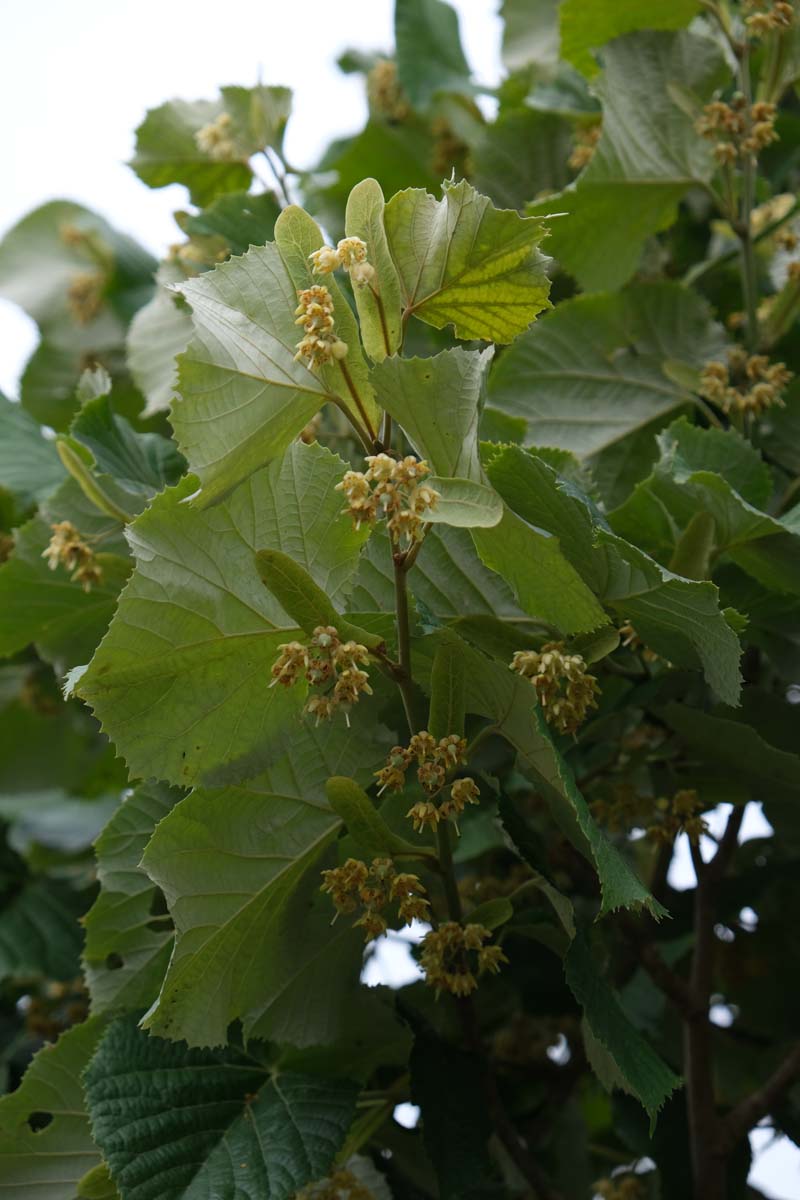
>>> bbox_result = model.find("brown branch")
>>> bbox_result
[684,807,745,1200]
[719,1043,800,1153]
[618,912,692,1015]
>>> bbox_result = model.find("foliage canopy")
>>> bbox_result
[1,2,800,1198]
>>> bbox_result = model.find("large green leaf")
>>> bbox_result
[349,523,523,619]
[372,346,490,479]
[485,443,742,702]
[372,347,606,632]
[273,204,379,429]
[384,179,552,342]
[0,1018,107,1200]
[78,442,370,787]
[528,31,725,290]
[130,86,291,206]
[171,243,339,506]
[611,419,800,595]
[395,0,474,109]
[559,0,701,77]
[83,782,183,1013]
[345,179,404,360]
[140,718,385,1047]
[565,930,681,1124]
[85,1016,357,1200]
[488,282,725,463]
[0,393,66,509]
[415,633,664,917]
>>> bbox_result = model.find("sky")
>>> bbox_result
[1,3,797,1195]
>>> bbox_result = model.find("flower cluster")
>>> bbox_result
[320,856,430,940]
[294,285,348,368]
[375,732,479,833]
[41,522,103,592]
[568,122,602,171]
[309,236,376,288]
[699,349,793,416]
[744,0,794,37]
[593,1174,645,1200]
[420,921,507,997]
[67,270,105,325]
[646,788,708,847]
[336,454,440,547]
[696,96,778,163]
[510,643,600,735]
[618,620,660,663]
[269,625,372,725]
[194,111,240,161]
[367,58,411,123]
[296,1167,374,1200]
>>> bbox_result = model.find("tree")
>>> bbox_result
[0,1,799,1197]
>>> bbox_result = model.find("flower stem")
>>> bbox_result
[337,359,378,445]
[737,43,760,352]
[392,552,417,735]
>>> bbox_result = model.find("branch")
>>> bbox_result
[719,1043,800,1153]
[683,807,746,1198]
[618,912,691,1015]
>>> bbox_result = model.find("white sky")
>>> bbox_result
[2,3,798,1194]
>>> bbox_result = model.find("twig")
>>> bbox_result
[719,1043,800,1153]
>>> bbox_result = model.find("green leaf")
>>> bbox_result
[0,874,88,981]
[467,896,514,931]
[416,634,664,918]
[472,108,573,210]
[0,200,155,332]
[0,516,130,668]
[184,190,282,256]
[350,523,522,620]
[77,1163,119,1200]
[560,0,701,77]
[70,391,185,507]
[471,508,606,634]
[370,348,604,632]
[384,179,552,342]
[255,550,384,650]
[0,1018,107,1199]
[345,179,404,359]
[372,347,491,480]
[171,243,335,506]
[326,776,429,859]
[409,1024,500,1199]
[0,393,66,509]
[611,419,800,596]
[85,1016,357,1200]
[425,476,503,528]
[272,204,379,430]
[528,31,726,290]
[395,0,474,109]
[501,0,560,73]
[77,442,370,787]
[565,930,681,1126]
[658,701,800,806]
[140,719,386,1047]
[428,634,466,739]
[130,97,251,206]
[83,782,184,1013]
[126,263,194,418]
[488,282,725,463]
